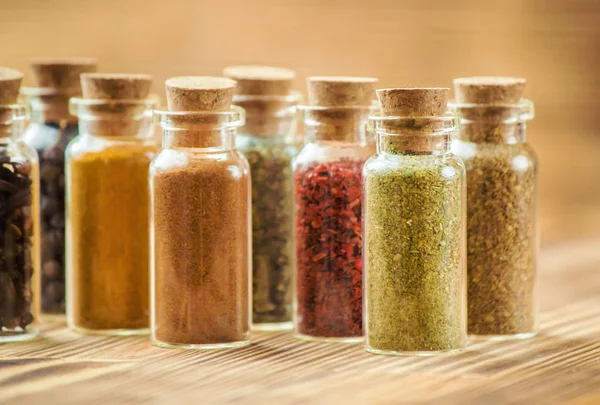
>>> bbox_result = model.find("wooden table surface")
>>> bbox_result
[1,236,599,405]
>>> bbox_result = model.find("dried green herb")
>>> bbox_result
[364,154,465,352]
[238,136,296,326]
[455,142,538,336]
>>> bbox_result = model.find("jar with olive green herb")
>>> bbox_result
[364,88,467,356]
[450,77,538,340]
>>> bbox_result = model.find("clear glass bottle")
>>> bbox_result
[0,103,41,342]
[364,112,467,356]
[235,92,301,330]
[21,87,79,315]
[66,97,158,335]
[151,107,251,349]
[449,98,538,340]
[293,105,372,342]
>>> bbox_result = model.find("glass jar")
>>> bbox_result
[66,97,158,335]
[151,107,251,349]
[21,87,79,315]
[364,114,467,356]
[235,92,300,330]
[0,103,41,342]
[293,106,372,342]
[449,99,538,340]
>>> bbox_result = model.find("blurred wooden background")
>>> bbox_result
[1,0,599,245]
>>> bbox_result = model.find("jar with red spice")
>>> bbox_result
[293,76,378,342]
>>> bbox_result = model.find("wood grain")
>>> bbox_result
[1,241,600,405]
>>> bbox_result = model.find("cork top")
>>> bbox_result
[307,76,378,107]
[223,66,295,96]
[29,57,97,92]
[376,88,449,117]
[165,76,236,112]
[0,67,24,104]
[454,77,526,104]
[81,73,152,100]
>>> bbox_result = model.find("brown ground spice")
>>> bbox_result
[152,158,250,345]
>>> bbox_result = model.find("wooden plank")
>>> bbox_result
[1,240,600,404]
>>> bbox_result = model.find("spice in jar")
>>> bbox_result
[364,88,467,355]
[294,76,377,341]
[451,77,538,338]
[224,66,298,329]
[0,68,40,342]
[21,57,97,314]
[67,73,157,334]
[151,77,251,349]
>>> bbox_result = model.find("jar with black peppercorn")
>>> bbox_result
[293,76,377,342]
[224,66,300,331]
[0,68,41,342]
[21,57,97,315]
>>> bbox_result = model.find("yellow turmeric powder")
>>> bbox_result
[67,142,157,334]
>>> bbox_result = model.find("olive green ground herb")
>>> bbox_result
[239,139,296,325]
[364,154,465,352]
[459,143,537,336]
[452,76,538,338]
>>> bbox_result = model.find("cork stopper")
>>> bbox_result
[376,88,449,117]
[374,88,451,153]
[165,76,236,112]
[0,67,24,105]
[307,76,377,107]
[223,66,294,96]
[453,77,526,143]
[29,57,97,92]
[81,73,152,100]
[454,77,526,104]
[77,73,154,137]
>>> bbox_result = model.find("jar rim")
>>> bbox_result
[232,90,303,104]
[447,98,535,121]
[153,105,245,129]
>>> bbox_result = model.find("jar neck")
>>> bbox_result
[70,97,156,139]
[22,89,76,125]
[378,133,452,155]
[370,115,458,156]
[0,104,28,141]
[449,100,534,144]
[155,107,245,150]
[162,127,236,150]
[301,106,372,145]
[233,92,300,141]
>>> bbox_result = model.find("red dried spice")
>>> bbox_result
[294,159,364,338]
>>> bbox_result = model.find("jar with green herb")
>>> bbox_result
[224,66,299,330]
[450,77,538,340]
[364,88,467,356]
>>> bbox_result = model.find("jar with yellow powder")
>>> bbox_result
[66,73,158,335]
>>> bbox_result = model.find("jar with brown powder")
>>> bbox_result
[66,73,158,335]
[151,76,251,349]
[21,57,97,315]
